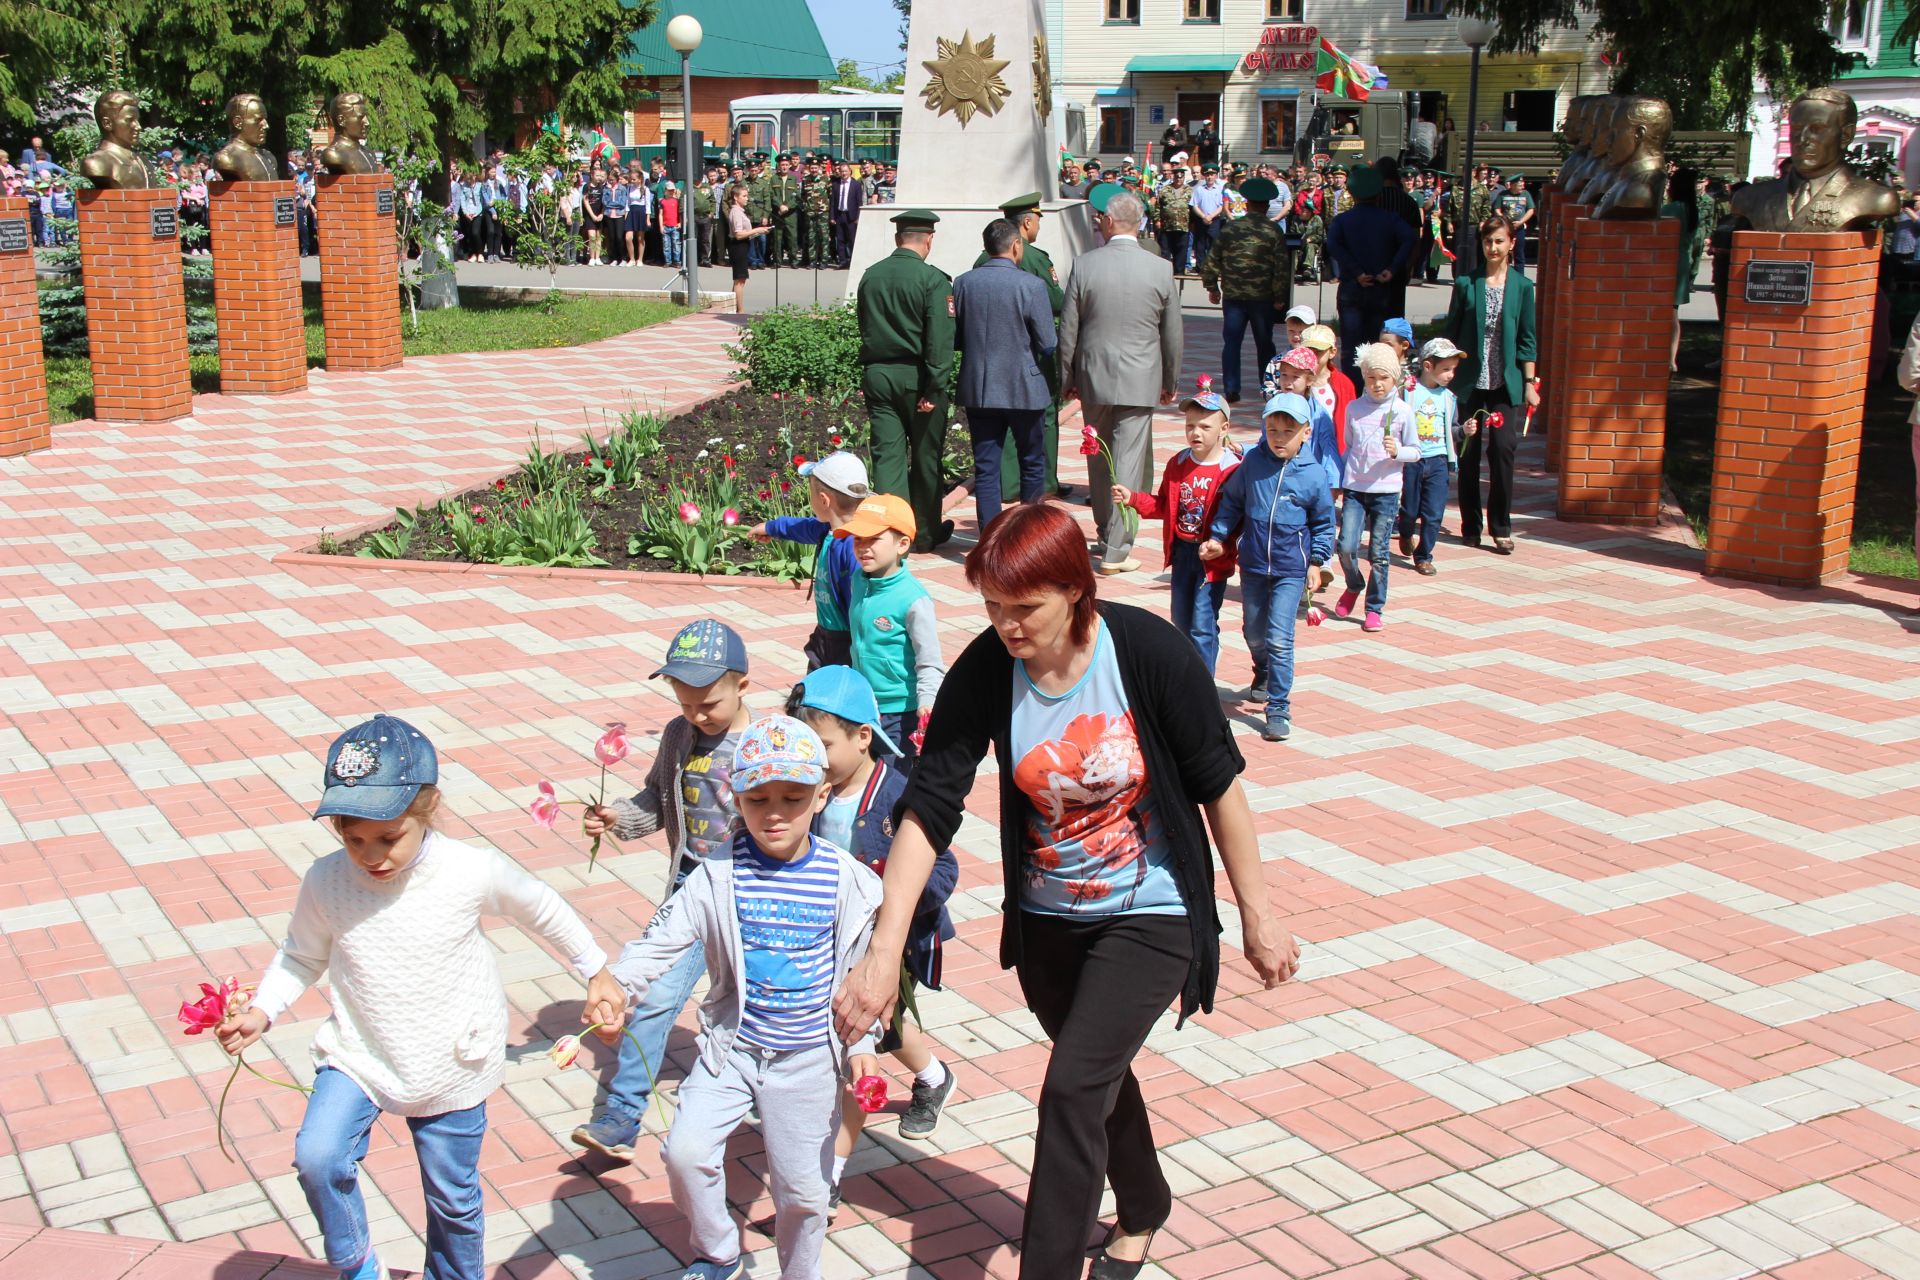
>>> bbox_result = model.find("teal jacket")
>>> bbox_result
[1443,269,1538,406]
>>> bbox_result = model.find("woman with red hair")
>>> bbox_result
[832,503,1298,1279]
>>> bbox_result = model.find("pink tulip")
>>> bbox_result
[529,780,561,830]
[853,1074,888,1113]
[549,1035,583,1070]
[678,501,701,523]
[178,977,249,1035]
[721,508,741,527]
[1197,374,1213,392]
[1306,604,1325,627]
[1079,426,1101,458]
[594,724,630,767]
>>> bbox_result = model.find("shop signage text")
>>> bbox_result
[1244,25,1318,73]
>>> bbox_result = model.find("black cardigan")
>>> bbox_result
[896,600,1246,1025]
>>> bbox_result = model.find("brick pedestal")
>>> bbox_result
[1704,230,1879,586]
[77,187,193,422]
[1541,196,1590,478]
[1555,215,1680,524]
[0,196,50,456]
[315,172,401,372]
[210,180,307,394]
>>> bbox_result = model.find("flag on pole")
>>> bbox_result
[1315,37,1378,103]
[578,128,621,165]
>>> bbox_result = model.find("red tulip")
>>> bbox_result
[830,434,843,447]
[494,479,507,491]
[722,508,741,527]
[594,723,631,767]
[781,479,793,494]
[178,977,249,1035]
[723,454,736,470]
[1306,604,1325,628]
[1486,412,1505,430]
[679,501,701,523]
[758,488,772,501]
[853,1074,888,1113]
[792,454,807,468]
[1079,425,1101,457]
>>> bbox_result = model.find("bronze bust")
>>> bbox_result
[319,93,380,174]
[1555,95,1601,192]
[211,94,279,182]
[1594,97,1672,219]
[78,89,156,190]
[1573,98,1626,205]
[1732,87,1899,233]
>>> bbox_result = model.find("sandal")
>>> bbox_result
[1493,537,1515,555]
[1088,1226,1160,1279]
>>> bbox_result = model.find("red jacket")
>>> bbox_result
[1323,370,1357,454]
[1126,448,1240,581]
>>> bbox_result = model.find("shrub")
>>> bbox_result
[727,302,863,397]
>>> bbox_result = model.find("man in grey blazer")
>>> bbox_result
[1058,187,1183,574]
[954,218,1060,533]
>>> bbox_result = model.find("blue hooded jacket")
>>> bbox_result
[1208,440,1336,580]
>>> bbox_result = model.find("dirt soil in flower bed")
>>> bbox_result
[331,387,967,574]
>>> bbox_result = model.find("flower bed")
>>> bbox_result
[323,388,969,577]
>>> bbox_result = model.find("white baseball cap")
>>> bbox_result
[797,450,870,499]
[1284,305,1317,326]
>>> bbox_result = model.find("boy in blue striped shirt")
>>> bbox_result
[610,715,882,1280]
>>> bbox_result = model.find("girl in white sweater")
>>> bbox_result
[218,715,626,1280]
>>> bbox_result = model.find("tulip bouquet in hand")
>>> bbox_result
[529,722,631,872]
[182,977,310,1161]
[1080,425,1141,539]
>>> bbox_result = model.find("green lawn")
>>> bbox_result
[44,293,685,423]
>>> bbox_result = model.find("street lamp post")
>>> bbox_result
[666,14,704,308]
[1457,16,1495,275]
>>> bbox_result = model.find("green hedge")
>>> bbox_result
[726,302,863,397]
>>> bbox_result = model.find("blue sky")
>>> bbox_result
[807,0,908,79]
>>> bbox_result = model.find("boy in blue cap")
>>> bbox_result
[219,715,624,1280]
[1201,393,1336,741]
[574,619,752,1161]
[1113,378,1243,673]
[611,714,884,1280]
[785,666,960,1207]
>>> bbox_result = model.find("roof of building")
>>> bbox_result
[621,0,836,81]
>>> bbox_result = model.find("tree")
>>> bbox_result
[1452,0,1843,132]
[497,133,584,297]
[822,59,879,93]
[0,0,97,130]
[894,0,910,53]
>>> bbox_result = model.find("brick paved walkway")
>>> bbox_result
[3,310,1919,1280]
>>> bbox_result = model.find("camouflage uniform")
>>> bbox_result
[801,165,831,266]
[1200,212,1288,401]
[691,177,716,267]
[1154,181,1192,272]
[767,162,801,266]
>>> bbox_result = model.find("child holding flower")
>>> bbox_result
[218,715,624,1280]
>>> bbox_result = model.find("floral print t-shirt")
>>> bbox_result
[1010,620,1185,917]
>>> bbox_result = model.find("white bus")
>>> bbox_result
[728,92,904,165]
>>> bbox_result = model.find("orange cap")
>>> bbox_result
[832,493,918,542]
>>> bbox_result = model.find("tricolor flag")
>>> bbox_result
[1315,37,1378,103]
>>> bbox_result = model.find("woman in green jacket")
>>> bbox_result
[1444,214,1540,555]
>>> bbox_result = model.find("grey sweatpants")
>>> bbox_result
[1084,403,1156,564]
[664,1040,840,1278]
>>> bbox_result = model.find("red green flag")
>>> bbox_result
[1315,37,1375,103]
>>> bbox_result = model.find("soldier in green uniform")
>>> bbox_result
[745,157,771,268]
[857,209,957,552]
[1154,166,1192,272]
[768,153,801,267]
[691,163,717,268]
[970,192,1067,500]
[801,154,831,267]
[1199,176,1288,403]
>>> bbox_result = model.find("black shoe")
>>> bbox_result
[914,519,955,554]
[1225,392,1241,404]
[1056,483,1075,499]
[899,1066,956,1140]
[1089,1228,1159,1280]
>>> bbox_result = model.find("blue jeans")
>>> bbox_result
[295,1068,487,1280]
[1168,539,1227,674]
[604,940,706,1123]
[1241,573,1306,723]
[1338,489,1400,616]
[749,232,767,268]
[663,226,682,266]
[1396,455,1450,564]
[967,406,1046,531]
[1219,297,1276,400]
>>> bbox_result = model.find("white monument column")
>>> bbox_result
[847,0,1095,288]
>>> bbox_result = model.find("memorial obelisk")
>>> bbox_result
[847,0,1093,287]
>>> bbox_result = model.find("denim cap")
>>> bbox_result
[794,665,903,757]
[1263,392,1312,424]
[314,714,438,822]
[1382,317,1415,342]
[732,715,828,793]
[653,619,748,685]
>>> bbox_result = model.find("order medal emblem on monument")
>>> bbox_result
[1032,35,1052,122]
[922,31,1011,126]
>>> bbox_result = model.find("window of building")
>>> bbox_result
[1099,105,1134,152]
[1406,0,1447,18]
[1829,0,1876,52]
[1261,100,1298,154]
[1105,0,1140,23]
[1266,0,1305,19]
[1185,0,1221,21]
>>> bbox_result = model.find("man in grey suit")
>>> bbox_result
[954,218,1059,532]
[1058,187,1183,575]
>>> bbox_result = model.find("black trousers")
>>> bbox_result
[1458,386,1518,539]
[1014,911,1191,1280]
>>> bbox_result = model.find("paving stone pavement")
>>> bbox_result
[3,309,1920,1280]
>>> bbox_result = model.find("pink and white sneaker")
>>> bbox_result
[1334,590,1359,619]
[1362,611,1384,633]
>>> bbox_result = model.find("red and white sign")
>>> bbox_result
[1244,25,1319,73]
